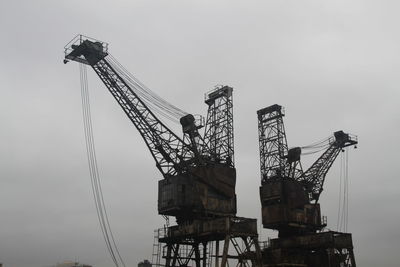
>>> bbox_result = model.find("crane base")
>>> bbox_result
[153,217,262,267]
[262,231,356,267]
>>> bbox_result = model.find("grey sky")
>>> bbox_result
[1,0,399,266]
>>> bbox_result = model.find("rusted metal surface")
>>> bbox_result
[160,217,257,242]
[260,180,324,234]
[158,166,237,222]
[191,165,236,198]
[269,231,353,250]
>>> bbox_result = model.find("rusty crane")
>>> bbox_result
[257,104,358,267]
[64,35,260,267]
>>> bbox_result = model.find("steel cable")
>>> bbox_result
[111,63,185,121]
[80,64,126,267]
[300,136,331,149]
[337,149,350,233]
[345,149,349,232]
[300,136,331,156]
[81,64,119,266]
[301,144,331,155]
[337,152,344,231]
[109,60,181,122]
[107,55,187,123]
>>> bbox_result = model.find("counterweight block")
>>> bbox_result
[158,165,237,223]
[260,179,325,237]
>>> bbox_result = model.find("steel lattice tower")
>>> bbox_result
[202,85,234,167]
[257,104,288,182]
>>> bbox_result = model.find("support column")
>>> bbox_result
[166,244,172,267]
[349,249,356,267]
[221,235,230,267]
[203,242,208,267]
[194,243,201,267]
[242,237,254,267]
[171,244,179,267]
[215,240,220,267]
[253,237,262,267]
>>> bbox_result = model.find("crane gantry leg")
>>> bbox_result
[157,217,262,267]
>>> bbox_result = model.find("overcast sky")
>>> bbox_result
[1,1,399,267]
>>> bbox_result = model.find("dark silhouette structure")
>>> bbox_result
[64,35,260,267]
[64,35,358,267]
[257,104,358,267]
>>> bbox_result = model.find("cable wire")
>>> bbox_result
[345,149,349,232]
[337,152,343,231]
[300,136,330,149]
[337,148,350,233]
[107,55,187,123]
[80,64,126,267]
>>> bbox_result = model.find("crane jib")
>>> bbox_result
[65,34,238,223]
[257,103,358,238]
[64,35,196,177]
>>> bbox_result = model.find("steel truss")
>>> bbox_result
[298,131,358,202]
[64,35,195,177]
[203,86,234,167]
[263,231,356,267]
[157,217,262,267]
[257,104,289,182]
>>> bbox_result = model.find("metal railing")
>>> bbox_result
[64,34,108,56]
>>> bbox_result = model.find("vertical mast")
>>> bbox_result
[202,86,234,167]
[257,104,288,181]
